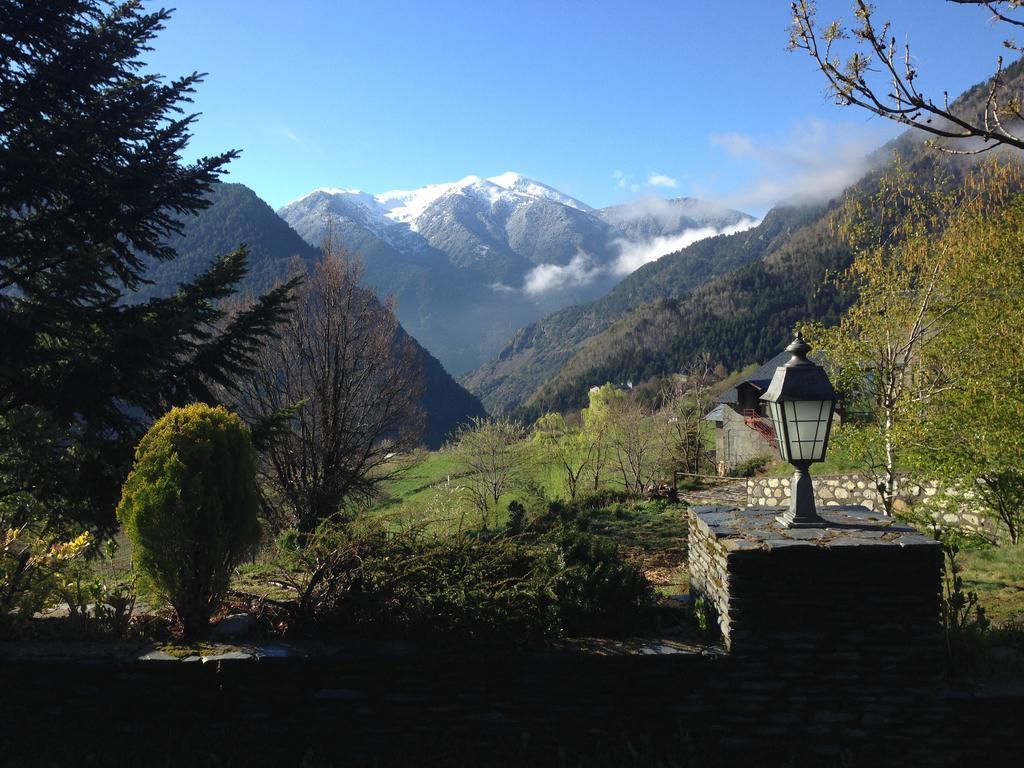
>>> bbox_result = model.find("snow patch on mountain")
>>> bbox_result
[286,173,590,235]
[280,174,755,297]
[486,172,591,212]
[377,179,464,226]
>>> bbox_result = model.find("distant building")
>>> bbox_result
[704,351,839,476]
[704,353,789,476]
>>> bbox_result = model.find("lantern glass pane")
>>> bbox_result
[782,400,832,461]
[767,401,789,461]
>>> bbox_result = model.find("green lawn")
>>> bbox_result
[370,449,577,534]
[373,450,467,509]
[960,544,1024,628]
[368,450,690,595]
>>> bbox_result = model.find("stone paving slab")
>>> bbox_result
[0,635,724,664]
[691,505,938,550]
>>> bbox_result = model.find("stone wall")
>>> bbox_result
[714,406,776,474]
[687,505,944,658]
[679,505,1005,765]
[746,473,995,537]
[2,635,1021,767]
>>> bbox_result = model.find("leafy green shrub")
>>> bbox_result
[356,531,560,644]
[728,456,771,478]
[544,499,577,526]
[506,500,526,534]
[573,489,632,511]
[551,527,657,636]
[276,522,559,644]
[117,404,261,639]
[272,516,657,644]
[941,536,991,674]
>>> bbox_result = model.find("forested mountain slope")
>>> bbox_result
[139,182,485,447]
[135,183,320,300]
[466,57,1024,416]
[278,175,751,374]
[461,204,823,412]
[524,212,851,414]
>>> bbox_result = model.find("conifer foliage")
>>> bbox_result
[117,404,261,639]
[0,1,294,528]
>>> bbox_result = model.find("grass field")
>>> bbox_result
[960,544,1024,628]
[369,450,691,595]
[371,449,1024,618]
[373,449,467,511]
[370,448,573,534]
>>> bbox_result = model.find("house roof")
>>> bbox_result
[717,351,791,404]
[703,403,726,422]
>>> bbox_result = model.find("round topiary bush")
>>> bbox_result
[117,404,261,638]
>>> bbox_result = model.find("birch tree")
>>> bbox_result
[790,0,1024,155]
[812,160,1023,520]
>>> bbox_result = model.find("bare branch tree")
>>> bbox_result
[790,0,1024,154]
[452,416,526,528]
[606,398,669,498]
[661,354,718,477]
[232,241,424,533]
[948,1,1024,30]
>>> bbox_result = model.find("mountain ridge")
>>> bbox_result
[460,203,819,412]
[278,173,752,373]
[465,58,1024,415]
[142,182,486,446]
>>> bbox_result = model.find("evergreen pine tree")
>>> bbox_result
[0,0,295,529]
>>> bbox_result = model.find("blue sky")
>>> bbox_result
[144,1,1012,214]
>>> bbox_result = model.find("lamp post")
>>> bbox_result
[760,331,838,528]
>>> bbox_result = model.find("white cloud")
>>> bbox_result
[706,119,888,210]
[279,125,302,144]
[612,170,681,192]
[517,217,761,296]
[709,132,756,158]
[647,171,678,189]
[522,252,602,297]
[611,218,759,276]
[611,169,639,191]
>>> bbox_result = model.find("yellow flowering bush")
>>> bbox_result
[1,514,93,632]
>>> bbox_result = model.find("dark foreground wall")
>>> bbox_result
[1,645,1021,768]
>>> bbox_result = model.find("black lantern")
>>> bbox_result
[760,331,838,528]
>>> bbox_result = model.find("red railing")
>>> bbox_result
[742,409,777,448]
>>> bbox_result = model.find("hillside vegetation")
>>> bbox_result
[135,182,485,448]
[461,205,822,413]
[134,183,320,300]
[465,57,1024,417]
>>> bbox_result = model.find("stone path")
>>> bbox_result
[678,478,747,508]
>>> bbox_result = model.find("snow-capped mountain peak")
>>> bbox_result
[278,174,752,284]
[485,172,591,211]
[485,172,590,211]
[376,179,464,225]
[284,173,591,230]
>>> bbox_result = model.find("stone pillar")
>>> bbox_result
[688,505,944,672]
